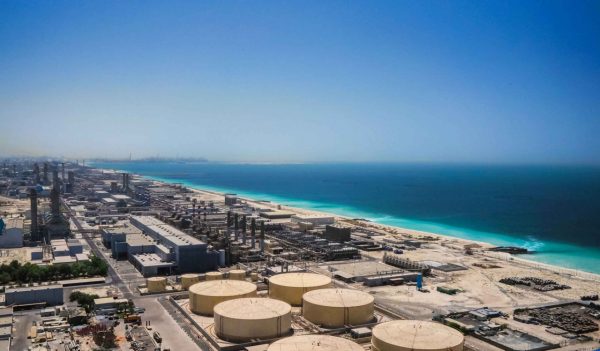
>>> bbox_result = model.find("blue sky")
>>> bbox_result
[1,1,599,163]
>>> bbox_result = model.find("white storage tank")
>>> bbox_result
[214,298,291,342]
[371,320,464,351]
[302,288,374,327]
[267,335,364,351]
[268,272,332,306]
[188,280,257,315]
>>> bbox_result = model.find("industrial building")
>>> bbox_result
[5,284,64,307]
[0,217,23,248]
[102,216,219,276]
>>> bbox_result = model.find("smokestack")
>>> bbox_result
[251,218,256,249]
[29,188,38,241]
[33,163,40,184]
[52,168,60,193]
[50,184,60,219]
[241,215,247,245]
[260,221,265,253]
[234,213,239,241]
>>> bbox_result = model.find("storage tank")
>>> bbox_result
[214,298,291,342]
[205,271,224,281]
[228,269,246,280]
[302,288,374,327]
[250,272,259,282]
[267,335,363,351]
[371,320,464,351]
[147,277,167,293]
[188,280,257,315]
[269,273,332,305]
[181,273,200,290]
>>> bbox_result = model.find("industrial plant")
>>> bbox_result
[0,160,598,351]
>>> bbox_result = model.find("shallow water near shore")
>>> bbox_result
[92,162,600,274]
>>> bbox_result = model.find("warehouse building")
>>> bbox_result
[5,284,64,307]
[110,216,221,276]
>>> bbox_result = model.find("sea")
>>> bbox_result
[92,162,600,275]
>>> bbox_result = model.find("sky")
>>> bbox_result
[1,1,599,164]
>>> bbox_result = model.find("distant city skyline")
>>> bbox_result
[1,1,599,164]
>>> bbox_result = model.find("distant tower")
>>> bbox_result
[29,188,39,241]
[68,170,75,185]
[33,163,41,184]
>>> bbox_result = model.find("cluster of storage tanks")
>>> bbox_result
[184,271,464,350]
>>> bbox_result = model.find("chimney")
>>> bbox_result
[251,218,256,249]
[234,213,239,241]
[29,188,39,241]
[33,163,40,184]
[50,184,60,219]
[52,168,60,193]
[260,221,265,253]
[241,215,247,245]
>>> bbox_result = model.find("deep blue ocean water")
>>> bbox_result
[92,162,600,274]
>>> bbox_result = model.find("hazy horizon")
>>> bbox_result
[1,1,599,164]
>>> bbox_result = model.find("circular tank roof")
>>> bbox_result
[269,272,331,288]
[267,335,364,351]
[302,288,374,307]
[214,298,291,320]
[189,280,256,297]
[147,277,166,281]
[181,273,199,278]
[372,320,464,351]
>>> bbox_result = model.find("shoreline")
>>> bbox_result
[97,165,600,281]
[190,183,600,283]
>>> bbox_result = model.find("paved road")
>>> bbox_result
[135,296,209,350]
[65,203,135,299]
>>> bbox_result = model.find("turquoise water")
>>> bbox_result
[92,162,600,274]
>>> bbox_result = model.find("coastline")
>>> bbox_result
[96,165,600,281]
